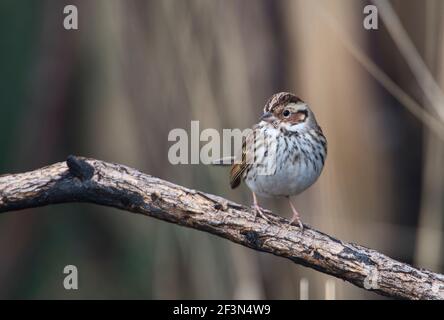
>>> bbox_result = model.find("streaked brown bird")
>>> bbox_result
[221,92,327,229]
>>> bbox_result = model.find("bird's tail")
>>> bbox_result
[211,156,235,166]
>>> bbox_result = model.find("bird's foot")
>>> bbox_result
[288,199,304,231]
[252,204,272,223]
[289,215,304,231]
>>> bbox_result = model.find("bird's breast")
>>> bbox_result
[244,131,326,198]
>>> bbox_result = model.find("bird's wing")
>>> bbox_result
[229,130,255,189]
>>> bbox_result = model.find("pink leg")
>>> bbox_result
[288,198,304,230]
[252,192,271,222]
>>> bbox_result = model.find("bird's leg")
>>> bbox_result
[252,192,271,222]
[288,197,304,230]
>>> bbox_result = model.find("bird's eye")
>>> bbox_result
[282,110,291,117]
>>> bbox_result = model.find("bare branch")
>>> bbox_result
[0,155,443,299]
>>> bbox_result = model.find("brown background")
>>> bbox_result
[0,0,443,299]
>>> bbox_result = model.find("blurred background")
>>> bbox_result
[0,0,443,299]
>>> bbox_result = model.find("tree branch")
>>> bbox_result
[0,155,443,299]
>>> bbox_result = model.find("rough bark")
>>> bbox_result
[0,156,443,299]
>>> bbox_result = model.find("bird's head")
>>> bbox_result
[260,92,318,133]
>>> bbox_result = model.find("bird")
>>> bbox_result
[224,92,327,229]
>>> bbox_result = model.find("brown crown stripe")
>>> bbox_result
[264,92,304,113]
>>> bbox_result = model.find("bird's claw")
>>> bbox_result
[252,204,272,223]
[289,217,304,231]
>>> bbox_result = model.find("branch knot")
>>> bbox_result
[66,155,94,181]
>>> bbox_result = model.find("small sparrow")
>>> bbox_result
[228,92,327,229]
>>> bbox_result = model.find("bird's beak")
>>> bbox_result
[260,112,274,123]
